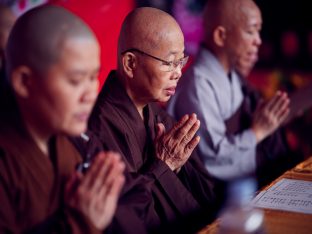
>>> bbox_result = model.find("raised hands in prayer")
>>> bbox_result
[252,91,290,143]
[65,152,125,230]
[154,113,200,173]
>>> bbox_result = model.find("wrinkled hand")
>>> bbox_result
[154,113,200,173]
[252,91,290,143]
[65,152,125,230]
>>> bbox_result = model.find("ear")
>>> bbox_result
[213,26,227,47]
[121,52,137,79]
[10,66,34,98]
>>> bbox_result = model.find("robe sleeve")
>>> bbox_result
[0,147,102,234]
[154,107,219,217]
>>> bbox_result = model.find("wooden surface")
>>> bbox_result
[199,157,312,234]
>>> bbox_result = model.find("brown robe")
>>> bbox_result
[0,118,101,233]
[82,71,218,233]
[0,74,148,233]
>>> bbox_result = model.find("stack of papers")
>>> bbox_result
[252,178,312,214]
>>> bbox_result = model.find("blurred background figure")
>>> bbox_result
[167,0,300,188]
[0,3,16,70]
[0,5,125,233]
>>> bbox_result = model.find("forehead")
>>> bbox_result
[58,36,99,59]
[239,5,262,27]
[153,27,185,57]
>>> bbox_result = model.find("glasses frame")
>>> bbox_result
[121,48,189,72]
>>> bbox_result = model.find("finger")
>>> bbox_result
[180,119,200,147]
[174,113,198,141]
[155,123,166,141]
[276,106,290,124]
[270,93,289,115]
[166,114,189,136]
[97,153,125,198]
[274,96,290,118]
[107,174,125,198]
[81,152,111,191]
[184,135,201,156]
[65,172,82,201]
[266,91,287,112]
[101,153,125,188]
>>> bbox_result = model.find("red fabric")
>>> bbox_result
[51,0,135,88]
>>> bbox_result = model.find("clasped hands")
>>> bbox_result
[252,91,290,143]
[154,113,201,173]
[64,152,125,230]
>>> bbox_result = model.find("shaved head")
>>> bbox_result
[203,0,260,41]
[118,7,184,61]
[203,0,262,73]
[116,7,185,110]
[5,5,96,77]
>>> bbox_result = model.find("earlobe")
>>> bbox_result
[11,66,33,98]
[213,26,226,47]
[122,52,136,78]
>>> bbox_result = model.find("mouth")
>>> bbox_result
[74,112,91,122]
[248,52,259,64]
[165,86,176,96]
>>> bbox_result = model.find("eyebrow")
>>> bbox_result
[164,50,186,59]
[68,67,101,76]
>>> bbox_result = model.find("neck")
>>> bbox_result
[128,90,146,120]
[118,73,146,120]
[204,42,232,74]
[20,107,52,157]
[26,125,50,156]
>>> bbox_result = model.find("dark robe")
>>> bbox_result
[225,77,301,188]
[81,71,218,233]
[0,116,101,233]
[0,72,147,233]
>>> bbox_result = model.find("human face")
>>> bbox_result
[27,37,100,137]
[130,28,186,105]
[225,4,262,73]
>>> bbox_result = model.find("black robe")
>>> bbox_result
[80,71,218,233]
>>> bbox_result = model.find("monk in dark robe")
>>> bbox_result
[78,7,218,233]
[0,6,126,233]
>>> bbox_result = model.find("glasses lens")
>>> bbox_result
[168,56,189,72]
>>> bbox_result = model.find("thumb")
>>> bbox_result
[155,123,166,141]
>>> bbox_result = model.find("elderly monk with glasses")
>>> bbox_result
[73,7,218,234]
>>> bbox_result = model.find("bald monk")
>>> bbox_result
[77,7,217,233]
[0,6,125,233]
[168,0,296,186]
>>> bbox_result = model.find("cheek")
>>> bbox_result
[49,89,78,123]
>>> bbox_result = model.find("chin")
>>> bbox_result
[64,125,87,137]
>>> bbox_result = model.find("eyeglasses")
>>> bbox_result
[121,48,189,72]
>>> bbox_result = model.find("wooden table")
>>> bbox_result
[199,157,312,234]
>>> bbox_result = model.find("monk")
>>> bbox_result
[0,5,125,233]
[77,7,218,233]
[167,0,298,187]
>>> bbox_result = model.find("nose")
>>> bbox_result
[170,65,182,80]
[254,32,262,47]
[82,79,99,103]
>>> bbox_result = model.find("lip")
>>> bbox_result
[74,112,90,122]
[165,86,176,96]
[248,51,258,63]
